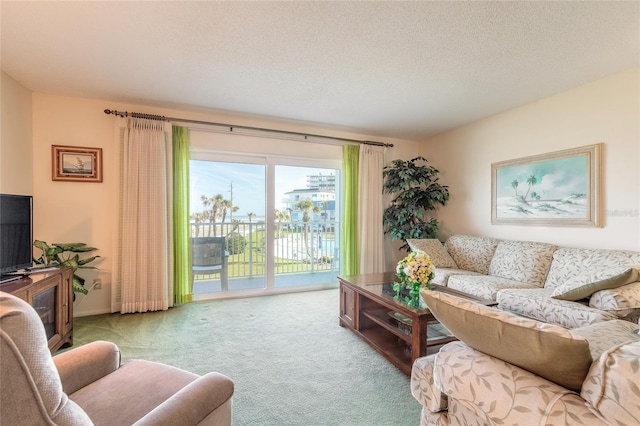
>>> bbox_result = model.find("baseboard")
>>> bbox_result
[74,307,113,317]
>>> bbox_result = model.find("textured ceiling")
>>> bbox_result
[1,1,639,140]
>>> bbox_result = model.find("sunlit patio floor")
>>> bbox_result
[192,271,339,294]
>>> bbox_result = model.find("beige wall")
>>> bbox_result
[14,67,640,315]
[422,67,640,251]
[30,93,420,316]
[1,71,33,195]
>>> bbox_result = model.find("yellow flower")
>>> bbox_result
[396,250,434,287]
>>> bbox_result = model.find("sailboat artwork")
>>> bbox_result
[62,154,93,175]
[52,145,103,182]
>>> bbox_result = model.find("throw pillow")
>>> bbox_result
[580,341,640,425]
[421,289,592,391]
[552,267,640,301]
[407,239,458,268]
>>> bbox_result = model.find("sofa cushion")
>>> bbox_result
[69,359,200,425]
[581,341,640,426]
[624,310,640,326]
[488,240,557,287]
[431,268,481,286]
[552,267,640,301]
[444,235,499,275]
[447,274,539,301]
[589,281,640,312]
[497,288,619,329]
[544,247,640,291]
[407,239,458,268]
[421,289,592,391]
[569,320,639,360]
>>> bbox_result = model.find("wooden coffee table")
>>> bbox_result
[338,272,496,376]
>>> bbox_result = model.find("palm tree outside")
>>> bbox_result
[200,194,225,236]
[275,209,290,238]
[295,199,321,257]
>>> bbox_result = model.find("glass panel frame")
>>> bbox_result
[190,150,342,301]
[273,163,341,289]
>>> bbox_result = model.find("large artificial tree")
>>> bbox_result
[383,156,450,252]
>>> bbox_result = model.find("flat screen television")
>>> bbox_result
[0,194,33,283]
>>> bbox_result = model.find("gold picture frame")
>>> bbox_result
[491,144,601,227]
[52,145,103,182]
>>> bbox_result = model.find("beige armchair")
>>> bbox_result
[0,291,234,425]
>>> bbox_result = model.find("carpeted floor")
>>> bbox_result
[72,289,421,426]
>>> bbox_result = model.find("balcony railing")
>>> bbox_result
[191,220,340,280]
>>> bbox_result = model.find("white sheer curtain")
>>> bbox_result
[114,117,173,313]
[357,144,385,273]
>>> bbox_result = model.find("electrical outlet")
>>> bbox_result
[92,279,102,290]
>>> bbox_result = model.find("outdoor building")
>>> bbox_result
[306,174,336,191]
[283,173,336,223]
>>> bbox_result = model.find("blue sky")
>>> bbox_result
[496,155,588,199]
[190,161,337,218]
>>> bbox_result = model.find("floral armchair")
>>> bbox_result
[411,294,640,426]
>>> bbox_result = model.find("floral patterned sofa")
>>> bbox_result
[408,235,640,329]
[411,290,640,426]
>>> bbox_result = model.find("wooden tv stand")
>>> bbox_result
[2,267,74,353]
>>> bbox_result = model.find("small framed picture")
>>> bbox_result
[52,145,103,182]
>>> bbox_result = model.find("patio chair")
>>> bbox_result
[192,237,229,291]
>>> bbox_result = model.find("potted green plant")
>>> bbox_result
[33,240,99,295]
[383,156,450,252]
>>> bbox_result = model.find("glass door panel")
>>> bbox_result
[274,165,340,288]
[190,159,266,295]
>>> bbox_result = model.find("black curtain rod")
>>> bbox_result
[104,109,393,148]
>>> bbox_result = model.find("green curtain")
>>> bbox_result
[172,126,192,304]
[342,145,360,276]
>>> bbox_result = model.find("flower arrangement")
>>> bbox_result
[394,250,434,306]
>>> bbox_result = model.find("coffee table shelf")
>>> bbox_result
[359,327,411,369]
[339,272,495,376]
[361,308,412,343]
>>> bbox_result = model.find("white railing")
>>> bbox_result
[191,220,340,278]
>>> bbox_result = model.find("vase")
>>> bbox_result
[394,280,421,307]
[393,282,403,299]
[407,282,421,307]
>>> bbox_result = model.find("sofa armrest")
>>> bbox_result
[411,354,447,413]
[53,340,121,395]
[433,342,604,425]
[133,372,234,426]
[589,281,640,312]
[581,341,640,426]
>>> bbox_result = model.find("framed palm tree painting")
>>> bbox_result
[491,144,601,227]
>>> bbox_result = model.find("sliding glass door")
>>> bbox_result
[190,157,266,295]
[273,165,340,288]
[190,153,340,298]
